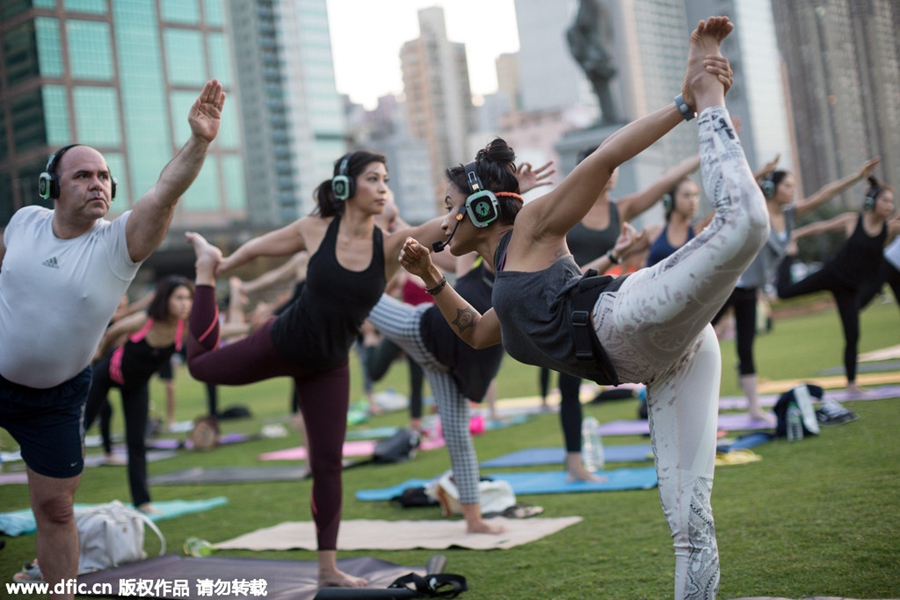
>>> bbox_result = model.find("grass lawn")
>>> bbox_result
[1,295,898,599]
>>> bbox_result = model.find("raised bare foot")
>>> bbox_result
[681,16,734,113]
[318,569,368,588]
[185,232,222,285]
[466,518,507,535]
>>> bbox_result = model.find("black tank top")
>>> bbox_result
[420,262,504,402]
[828,213,886,287]
[270,216,386,370]
[566,202,621,266]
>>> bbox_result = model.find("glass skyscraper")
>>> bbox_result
[0,0,245,227]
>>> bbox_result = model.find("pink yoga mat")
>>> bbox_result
[258,440,376,461]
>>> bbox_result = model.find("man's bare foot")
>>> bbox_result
[185,232,222,285]
[466,519,507,534]
[318,569,368,588]
[681,16,734,112]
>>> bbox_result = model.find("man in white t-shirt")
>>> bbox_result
[0,79,225,598]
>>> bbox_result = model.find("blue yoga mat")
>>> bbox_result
[356,467,657,501]
[480,444,653,468]
[0,497,228,537]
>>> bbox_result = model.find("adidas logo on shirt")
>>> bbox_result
[42,257,59,269]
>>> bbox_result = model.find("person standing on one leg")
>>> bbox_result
[400,18,767,598]
[0,80,225,598]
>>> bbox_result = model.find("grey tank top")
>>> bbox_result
[492,231,619,384]
[737,204,795,289]
[566,202,621,265]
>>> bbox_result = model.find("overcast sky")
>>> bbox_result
[326,0,521,109]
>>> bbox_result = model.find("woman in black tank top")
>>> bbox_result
[777,177,899,395]
[183,151,450,589]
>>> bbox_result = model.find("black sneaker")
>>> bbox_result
[816,399,859,426]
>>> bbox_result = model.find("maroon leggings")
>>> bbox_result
[187,285,349,550]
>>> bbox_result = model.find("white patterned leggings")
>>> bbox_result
[592,107,770,599]
[366,295,482,505]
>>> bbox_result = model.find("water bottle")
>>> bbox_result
[786,404,803,442]
[581,416,604,472]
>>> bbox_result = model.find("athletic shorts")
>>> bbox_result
[157,359,173,381]
[0,366,92,478]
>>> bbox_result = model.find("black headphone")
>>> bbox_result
[463,162,499,228]
[332,154,354,202]
[662,192,674,214]
[38,144,117,201]
[760,171,777,200]
[864,185,882,212]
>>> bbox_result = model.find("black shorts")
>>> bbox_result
[0,366,92,478]
[157,359,173,381]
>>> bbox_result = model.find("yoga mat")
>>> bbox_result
[717,432,773,453]
[0,497,227,537]
[0,472,28,485]
[345,426,399,440]
[718,384,900,410]
[819,360,900,376]
[597,413,775,437]
[480,444,653,468]
[860,343,900,362]
[215,516,583,552]
[83,449,178,468]
[356,467,657,501]
[258,440,375,461]
[77,554,429,600]
[756,371,900,394]
[150,466,309,485]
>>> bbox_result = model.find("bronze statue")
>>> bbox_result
[567,0,620,124]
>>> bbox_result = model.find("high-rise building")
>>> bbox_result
[771,0,899,207]
[684,0,794,178]
[228,0,346,224]
[513,0,595,114]
[400,6,476,204]
[0,0,245,229]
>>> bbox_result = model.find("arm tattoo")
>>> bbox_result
[452,306,477,333]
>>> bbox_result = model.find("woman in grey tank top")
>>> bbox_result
[397,18,765,599]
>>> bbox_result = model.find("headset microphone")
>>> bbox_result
[432,207,466,252]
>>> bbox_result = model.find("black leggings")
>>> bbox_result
[84,357,152,507]
[537,369,584,453]
[859,259,900,313]
[777,259,861,382]
[711,286,759,376]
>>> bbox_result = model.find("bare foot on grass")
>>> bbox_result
[682,16,734,113]
[185,232,222,286]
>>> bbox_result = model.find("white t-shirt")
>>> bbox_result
[0,206,141,388]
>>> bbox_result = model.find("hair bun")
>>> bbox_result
[867,175,880,188]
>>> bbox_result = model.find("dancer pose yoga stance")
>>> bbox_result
[84,276,193,513]
[0,80,223,598]
[711,156,880,420]
[539,149,700,481]
[184,151,447,589]
[399,18,762,598]
[777,176,898,396]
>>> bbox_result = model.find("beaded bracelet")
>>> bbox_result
[426,276,448,295]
